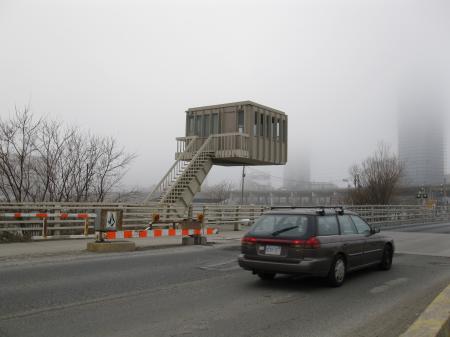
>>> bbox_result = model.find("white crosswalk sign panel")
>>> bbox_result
[105,211,117,230]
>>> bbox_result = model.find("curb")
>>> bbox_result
[87,241,136,252]
[400,283,450,337]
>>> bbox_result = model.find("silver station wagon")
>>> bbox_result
[238,207,394,286]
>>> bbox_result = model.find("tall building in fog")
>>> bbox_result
[283,147,310,190]
[398,86,445,187]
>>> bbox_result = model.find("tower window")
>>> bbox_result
[238,110,244,133]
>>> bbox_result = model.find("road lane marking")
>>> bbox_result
[199,259,240,271]
[370,277,409,294]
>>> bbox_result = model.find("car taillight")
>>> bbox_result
[241,236,257,245]
[241,237,320,248]
[305,236,321,248]
[291,239,304,248]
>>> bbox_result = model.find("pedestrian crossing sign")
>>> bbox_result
[105,211,117,230]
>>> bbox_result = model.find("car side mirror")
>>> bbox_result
[370,227,380,235]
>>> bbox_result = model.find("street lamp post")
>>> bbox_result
[240,165,246,205]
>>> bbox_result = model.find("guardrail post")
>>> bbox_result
[201,205,206,235]
[94,208,103,242]
[203,205,208,229]
[83,218,89,236]
[42,218,48,239]
[120,203,127,231]
[188,205,193,220]
[55,204,61,236]
[234,205,241,231]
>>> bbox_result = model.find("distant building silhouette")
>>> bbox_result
[283,147,310,190]
[398,85,445,187]
[246,171,272,191]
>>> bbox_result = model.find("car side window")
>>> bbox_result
[317,216,339,236]
[351,216,371,235]
[338,215,358,235]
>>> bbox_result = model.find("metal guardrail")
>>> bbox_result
[0,203,449,238]
[346,205,450,228]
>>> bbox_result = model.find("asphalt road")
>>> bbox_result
[1,239,450,337]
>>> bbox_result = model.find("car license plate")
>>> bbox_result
[265,245,281,255]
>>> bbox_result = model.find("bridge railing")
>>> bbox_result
[347,205,450,228]
[1,203,449,238]
[198,205,268,226]
[0,202,102,238]
[0,202,189,237]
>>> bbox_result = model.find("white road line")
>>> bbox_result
[370,277,409,294]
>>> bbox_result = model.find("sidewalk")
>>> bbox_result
[0,230,246,262]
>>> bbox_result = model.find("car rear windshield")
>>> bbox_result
[248,214,313,239]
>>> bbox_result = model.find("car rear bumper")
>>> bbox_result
[238,254,331,277]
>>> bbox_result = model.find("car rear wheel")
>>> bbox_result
[327,255,346,287]
[379,244,393,270]
[257,272,276,280]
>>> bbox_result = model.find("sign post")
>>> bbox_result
[94,209,123,242]
[87,208,135,252]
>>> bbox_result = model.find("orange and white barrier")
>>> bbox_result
[105,228,218,240]
[1,212,96,219]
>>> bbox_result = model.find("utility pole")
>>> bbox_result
[240,165,246,205]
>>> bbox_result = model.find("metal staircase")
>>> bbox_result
[144,136,215,207]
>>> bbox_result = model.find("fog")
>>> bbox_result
[1,0,449,191]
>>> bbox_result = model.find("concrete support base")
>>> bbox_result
[87,241,136,252]
[182,236,207,245]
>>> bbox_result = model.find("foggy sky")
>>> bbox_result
[1,0,449,190]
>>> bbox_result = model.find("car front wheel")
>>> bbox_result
[328,255,346,287]
[379,244,393,270]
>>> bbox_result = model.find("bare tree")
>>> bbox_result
[0,107,41,201]
[203,181,234,204]
[34,120,75,201]
[111,186,145,203]
[0,108,136,202]
[93,137,136,202]
[348,143,403,205]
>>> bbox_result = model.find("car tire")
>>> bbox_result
[327,255,346,287]
[379,244,393,271]
[257,272,276,280]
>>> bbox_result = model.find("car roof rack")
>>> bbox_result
[270,205,345,215]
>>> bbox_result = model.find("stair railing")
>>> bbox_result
[160,136,217,204]
[144,136,199,203]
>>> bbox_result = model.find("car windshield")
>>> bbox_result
[248,214,312,238]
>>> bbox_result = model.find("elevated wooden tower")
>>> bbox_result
[145,101,288,207]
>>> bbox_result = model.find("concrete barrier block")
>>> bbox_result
[182,236,207,245]
[182,236,195,245]
[87,241,135,252]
